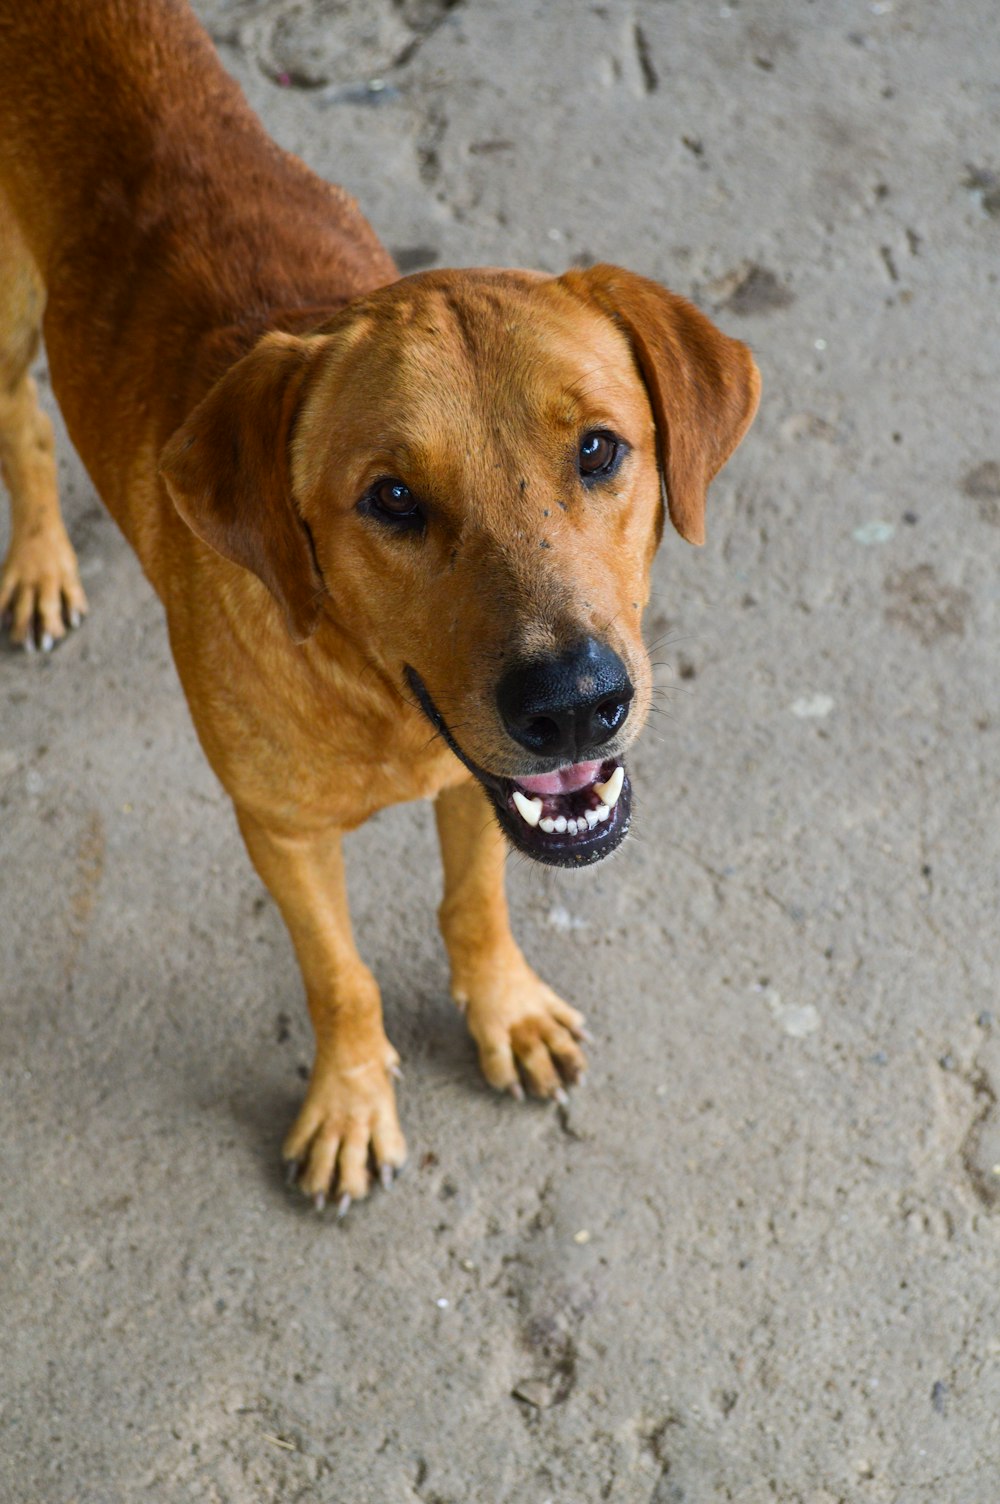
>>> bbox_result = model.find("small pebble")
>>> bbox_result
[939,1054,956,1072]
[435,1297,449,1309]
[871,1050,888,1066]
[790,694,835,719]
[931,1380,947,1414]
[977,1011,994,1029]
[574,1229,591,1245]
[853,520,895,545]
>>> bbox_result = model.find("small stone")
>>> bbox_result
[790,693,834,719]
[435,1297,449,1309]
[512,1378,554,1409]
[573,1229,591,1245]
[977,1011,994,1029]
[931,1380,947,1414]
[853,520,895,545]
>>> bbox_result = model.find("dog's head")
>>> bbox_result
[161,265,759,866]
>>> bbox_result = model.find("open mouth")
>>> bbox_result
[406,667,632,867]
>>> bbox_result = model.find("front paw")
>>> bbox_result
[461,962,589,1102]
[283,1041,407,1212]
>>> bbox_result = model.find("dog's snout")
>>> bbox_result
[497,637,634,761]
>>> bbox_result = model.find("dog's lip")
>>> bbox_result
[404,666,631,867]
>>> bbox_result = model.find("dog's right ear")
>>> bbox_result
[160,332,326,643]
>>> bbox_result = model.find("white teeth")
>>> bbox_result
[539,817,556,833]
[585,808,600,830]
[596,804,610,823]
[593,765,624,808]
[554,815,568,834]
[512,789,543,827]
[567,818,578,836]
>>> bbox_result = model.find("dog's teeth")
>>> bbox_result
[567,818,578,835]
[596,803,610,823]
[512,789,543,827]
[585,808,600,830]
[539,817,556,833]
[554,815,568,834]
[593,765,624,807]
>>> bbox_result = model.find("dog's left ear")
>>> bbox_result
[160,331,326,642]
[560,264,761,546]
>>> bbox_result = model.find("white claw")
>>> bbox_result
[40,632,54,653]
[68,609,82,630]
[336,1193,352,1219]
[388,1060,404,1081]
[380,1163,395,1190]
[512,789,543,827]
[554,1086,570,1108]
[593,765,624,808]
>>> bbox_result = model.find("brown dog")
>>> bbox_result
[0,0,759,1211]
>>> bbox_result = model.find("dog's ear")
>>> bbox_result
[160,332,326,642]
[560,264,761,546]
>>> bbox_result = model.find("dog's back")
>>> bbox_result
[0,0,394,530]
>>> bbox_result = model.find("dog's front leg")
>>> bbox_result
[237,809,406,1210]
[434,779,589,1102]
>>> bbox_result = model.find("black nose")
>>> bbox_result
[497,637,634,761]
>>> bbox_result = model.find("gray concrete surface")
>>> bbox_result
[2,1,999,1500]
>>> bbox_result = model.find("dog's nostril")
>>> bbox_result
[595,695,630,734]
[526,715,561,747]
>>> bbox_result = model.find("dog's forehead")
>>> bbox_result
[350,275,642,435]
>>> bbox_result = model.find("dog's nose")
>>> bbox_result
[497,637,634,760]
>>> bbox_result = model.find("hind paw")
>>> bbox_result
[0,521,88,650]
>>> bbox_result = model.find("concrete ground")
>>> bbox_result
[2,1,999,1500]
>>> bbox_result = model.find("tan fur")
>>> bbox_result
[0,0,759,1207]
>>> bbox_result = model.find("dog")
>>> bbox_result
[0,0,760,1212]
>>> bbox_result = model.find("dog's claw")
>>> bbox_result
[579,1027,596,1045]
[336,1192,352,1219]
[284,1157,301,1187]
[313,1190,326,1213]
[380,1163,395,1190]
[509,1079,525,1102]
[553,1085,570,1108]
[388,1060,404,1082]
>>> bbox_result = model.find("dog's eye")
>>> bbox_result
[578,430,622,481]
[364,478,424,528]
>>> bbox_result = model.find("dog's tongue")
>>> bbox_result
[515,760,603,797]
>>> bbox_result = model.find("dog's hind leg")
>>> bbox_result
[0,188,87,651]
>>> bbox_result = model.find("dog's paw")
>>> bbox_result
[0,523,88,651]
[283,1041,407,1214]
[461,962,589,1102]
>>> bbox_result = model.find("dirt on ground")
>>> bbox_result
[2,2,999,1500]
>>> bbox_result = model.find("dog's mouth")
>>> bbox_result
[406,667,632,867]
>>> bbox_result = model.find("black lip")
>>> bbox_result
[405,666,632,867]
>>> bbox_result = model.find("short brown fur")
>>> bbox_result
[0,0,759,1207]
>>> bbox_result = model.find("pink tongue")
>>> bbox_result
[515,759,604,797]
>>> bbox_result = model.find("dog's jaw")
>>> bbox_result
[405,666,632,866]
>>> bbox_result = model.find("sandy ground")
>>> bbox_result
[2,1,999,1500]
